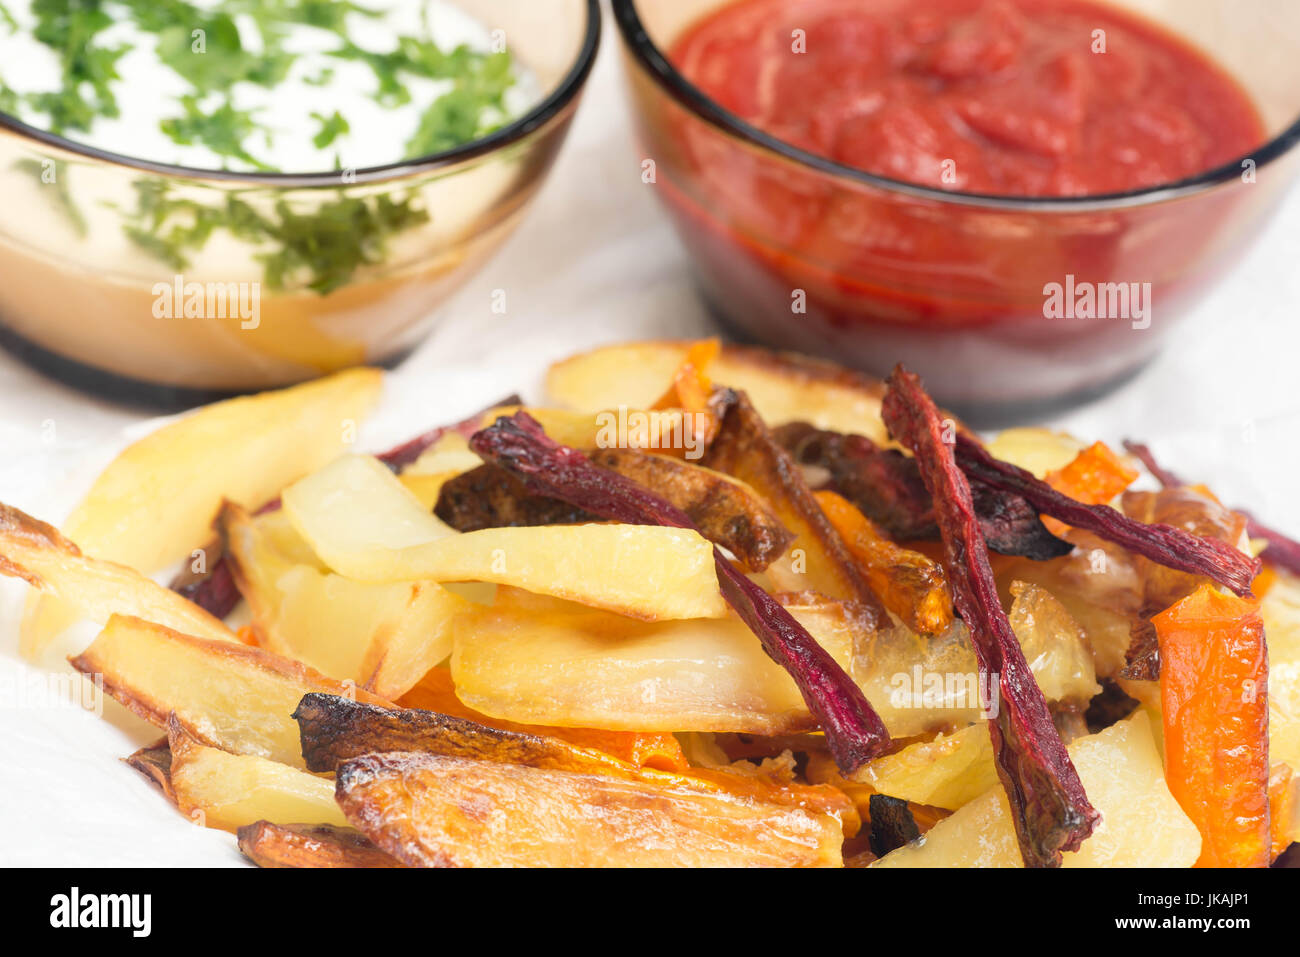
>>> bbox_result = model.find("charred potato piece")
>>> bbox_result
[336,750,846,868]
[237,822,406,868]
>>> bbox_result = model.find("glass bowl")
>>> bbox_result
[613,0,1300,419]
[0,0,600,401]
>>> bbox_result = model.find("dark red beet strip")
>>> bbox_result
[883,367,1099,868]
[954,435,1259,597]
[1124,440,1300,579]
[469,411,891,774]
[172,394,523,619]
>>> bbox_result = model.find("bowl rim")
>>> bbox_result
[0,0,602,187]
[612,0,1300,211]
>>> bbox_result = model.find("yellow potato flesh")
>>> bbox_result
[873,712,1202,868]
[983,427,1087,479]
[285,454,725,620]
[545,341,890,445]
[22,368,382,659]
[222,503,469,697]
[857,724,997,811]
[72,615,387,768]
[853,582,1099,738]
[0,504,236,655]
[171,739,348,832]
[451,590,855,733]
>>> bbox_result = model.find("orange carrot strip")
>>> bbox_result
[650,339,722,457]
[815,490,953,634]
[1043,441,1139,536]
[1153,584,1270,868]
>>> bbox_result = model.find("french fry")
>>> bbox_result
[336,750,846,867]
[0,503,238,655]
[283,454,727,620]
[398,667,688,770]
[168,719,348,832]
[450,588,859,734]
[873,713,1202,868]
[21,368,382,660]
[219,501,470,698]
[237,822,405,868]
[296,692,857,832]
[70,614,390,767]
[815,490,953,634]
[546,340,891,445]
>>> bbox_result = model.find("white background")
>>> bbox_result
[1,15,1298,866]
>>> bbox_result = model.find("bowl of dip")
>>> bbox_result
[614,0,1300,418]
[0,0,600,400]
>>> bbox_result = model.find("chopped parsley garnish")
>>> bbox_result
[119,178,431,294]
[160,96,272,171]
[310,110,349,149]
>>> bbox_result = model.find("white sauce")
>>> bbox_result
[0,0,542,172]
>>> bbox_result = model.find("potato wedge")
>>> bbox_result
[70,615,389,767]
[336,751,845,867]
[124,738,175,802]
[451,588,858,733]
[398,667,687,770]
[284,454,726,620]
[853,582,1100,738]
[220,501,470,697]
[281,454,458,568]
[546,341,889,444]
[168,721,348,832]
[297,692,856,833]
[873,712,1202,867]
[237,822,405,868]
[21,368,382,660]
[855,724,997,811]
[0,503,238,654]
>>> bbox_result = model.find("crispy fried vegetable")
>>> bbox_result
[336,750,846,867]
[883,367,1098,868]
[1154,584,1270,868]
[778,423,1071,560]
[546,339,892,445]
[815,490,953,634]
[873,713,1201,868]
[283,453,727,620]
[867,794,921,857]
[0,503,238,656]
[1125,439,1300,578]
[70,614,389,767]
[469,411,890,773]
[451,588,862,736]
[22,369,382,659]
[124,739,175,802]
[398,666,686,770]
[1122,487,1251,610]
[168,719,348,832]
[295,692,855,831]
[858,725,997,811]
[704,395,887,619]
[436,449,795,572]
[954,434,1260,597]
[219,501,470,698]
[649,338,725,455]
[1044,442,1138,506]
[237,822,405,868]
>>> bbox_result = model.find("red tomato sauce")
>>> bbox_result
[670,0,1264,197]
